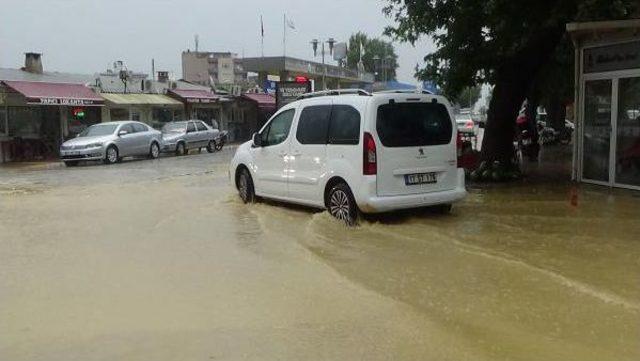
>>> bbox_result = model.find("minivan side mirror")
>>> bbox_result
[252,132,262,147]
[118,130,128,137]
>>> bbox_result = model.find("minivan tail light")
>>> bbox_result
[456,131,463,168]
[363,132,377,175]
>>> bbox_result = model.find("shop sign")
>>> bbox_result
[29,97,102,106]
[276,81,312,109]
[584,41,640,74]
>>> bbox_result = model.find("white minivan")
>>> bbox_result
[229,90,466,224]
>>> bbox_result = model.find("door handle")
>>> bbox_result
[291,150,302,156]
[278,151,287,157]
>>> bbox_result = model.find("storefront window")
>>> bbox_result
[67,107,100,138]
[8,107,42,137]
[582,80,612,182]
[151,107,174,129]
[615,77,640,187]
[194,107,221,127]
[110,108,129,121]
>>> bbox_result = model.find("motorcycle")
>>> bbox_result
[515,128,539,163]
[214,130,228,151]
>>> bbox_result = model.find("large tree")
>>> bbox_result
[346,32,399,82]
[384,0,638,172]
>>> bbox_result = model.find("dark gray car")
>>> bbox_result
[161,120,220,155]
[59,121,162,166]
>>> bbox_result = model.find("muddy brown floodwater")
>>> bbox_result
[1,151,639,361]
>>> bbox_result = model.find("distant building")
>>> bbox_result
[181,51,247,87]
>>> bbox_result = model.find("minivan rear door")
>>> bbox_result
[374,99,457,196]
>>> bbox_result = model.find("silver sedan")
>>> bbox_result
[161,120,220,156]
[59,121,162,166]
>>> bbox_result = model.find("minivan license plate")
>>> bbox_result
[405,172,437,185]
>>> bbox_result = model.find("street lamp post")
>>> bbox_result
[311,38,336,90]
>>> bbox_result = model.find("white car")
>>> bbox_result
[229,90,466,224]
[455,111,476,135]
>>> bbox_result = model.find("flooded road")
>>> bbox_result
[1,150,639,360]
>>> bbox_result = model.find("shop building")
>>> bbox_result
[99,93,184,129]
[0,55,104,162]
[568,19,640,190]
[168,88,221,127]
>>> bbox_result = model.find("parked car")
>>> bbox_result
[455,111,476,135]
[161,120,220,155]
[60,121,161,166]
[229,89,467,224]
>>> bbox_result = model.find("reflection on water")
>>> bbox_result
[253,182,640,361]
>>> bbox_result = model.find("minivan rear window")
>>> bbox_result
[376,102,453,147]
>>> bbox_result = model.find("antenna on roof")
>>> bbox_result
[195,34,199,53]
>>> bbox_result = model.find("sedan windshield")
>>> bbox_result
[162,123,186,134]
[78,124,118,137]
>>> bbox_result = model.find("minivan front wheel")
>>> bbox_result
[237,168,255,203]
[328,183,358,226]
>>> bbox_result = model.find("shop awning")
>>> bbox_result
[242,93,276,112]
[100,93,183,106]
[2,80,104,106]
[169,89,219,104]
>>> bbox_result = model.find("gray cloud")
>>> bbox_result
[0,0,435,83]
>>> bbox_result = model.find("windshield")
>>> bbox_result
[78,124,118,137]
[162,123,186,133]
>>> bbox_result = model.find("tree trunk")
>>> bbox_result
[480,76,527,164]
[479,24,569,170]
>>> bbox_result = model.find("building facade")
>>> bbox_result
[568,19,640,190]
[181,51,247,87]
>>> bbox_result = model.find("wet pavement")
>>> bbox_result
[1,147,639,361]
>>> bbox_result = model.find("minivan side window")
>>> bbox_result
[376,102,453,147]
[328,105,360,145]
[262,109,295,146]
[296,105,331,144]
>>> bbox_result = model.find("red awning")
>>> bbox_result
[241,93,276,111]
[2,80,104,106]
[169,89,219,104]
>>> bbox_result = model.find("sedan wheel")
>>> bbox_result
[328,183,358,226]
[104,146,118,165]
[149,142,160,159]
[175,142,186,156]
[206,140,216,153]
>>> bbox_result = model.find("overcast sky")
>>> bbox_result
[0,0,436,83]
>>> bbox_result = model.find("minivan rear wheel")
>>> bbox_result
[328,183,358,226]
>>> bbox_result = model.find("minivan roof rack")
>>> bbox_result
[297,88,371,100]
[374,89,433,95]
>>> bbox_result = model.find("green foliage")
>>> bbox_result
[383,0,638,98]
[346,32,399,81]
[451,86,482,109]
